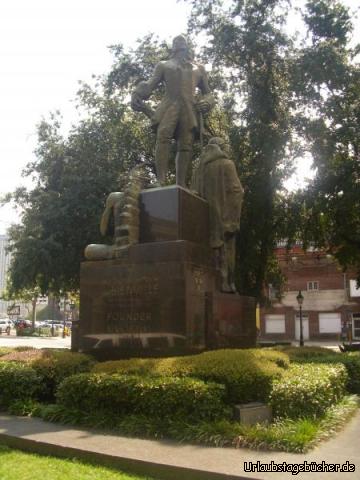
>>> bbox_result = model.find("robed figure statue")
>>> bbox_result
[192,137,244,293]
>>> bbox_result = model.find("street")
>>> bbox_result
[0,334,71,349]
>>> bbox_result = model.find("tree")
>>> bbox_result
[187,0,360,290]
[186,0,295,298]
[5,1,359,300]
[4,36,168,294]
[283,0,360,279]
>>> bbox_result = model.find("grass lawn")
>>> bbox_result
[0,445,155,480]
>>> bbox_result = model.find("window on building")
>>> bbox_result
[265,314,286,334]
[349,280,360,297]
[307,281,319,291]
[353,313,360,340]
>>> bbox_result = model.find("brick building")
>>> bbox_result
[260,244,360,342]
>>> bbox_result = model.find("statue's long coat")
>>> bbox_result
[134,57,214,134]
[193,144,244,248]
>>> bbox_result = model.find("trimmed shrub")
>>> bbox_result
[276,346,339,361]
[278,347,360,395]
[181,350,288,403]
[270,363,347,419]
[293,352,360,394]
[31,350,96,401]
[93,349,289,403]
[340,353,360,393]
[0,362,43,406]
[56,373,230,422]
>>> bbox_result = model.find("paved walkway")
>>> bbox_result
[0,411,359,480]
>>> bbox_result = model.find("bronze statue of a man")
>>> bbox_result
[131,35,214,187]
[192,137,244,293]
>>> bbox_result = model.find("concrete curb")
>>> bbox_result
[0,432,257,480]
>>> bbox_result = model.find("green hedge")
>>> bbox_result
[276,346,338,360]
[277,347,360,394]
[294,353,360,394]
[56,373,230,422]
[269,363,347,419]
[93,349,289,404]
[0,362,42,406]
[31,351,96,401]
[340,353,360,393]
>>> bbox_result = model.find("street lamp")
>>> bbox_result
[296,290,304,347]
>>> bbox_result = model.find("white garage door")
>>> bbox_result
[319,313,341,334]
[265,314,285,334]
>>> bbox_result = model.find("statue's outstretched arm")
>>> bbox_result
[131,62,164,114]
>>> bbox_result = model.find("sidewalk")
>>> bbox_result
[0,411,359,480]
[0,334,71,349]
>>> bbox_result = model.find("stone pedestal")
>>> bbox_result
[139,185,210,245]
[79,241,215,355]
[76,186,256,358]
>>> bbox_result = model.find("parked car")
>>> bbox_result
[40,320,64,330]
[0,319,12,330]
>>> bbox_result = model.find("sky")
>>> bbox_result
[0,0,359,234]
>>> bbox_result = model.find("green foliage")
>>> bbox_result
[4,0,359,294]
[304,0,352,45]
[0,362,42,406]
[31,350,96,401]
[56,373,230,422]
[36,395,359,454]
[340,353,360,394]
[269,363,347,419]
[286,350,360,394]
[93,349,289,403]
[0,444,156,480]
[276,346,338,360]
[187,0,295,298]
[182,350,288,403]
[7,399,42,417]
[174,394,359,452]
[281,0,360,277]
[5,37,162,294]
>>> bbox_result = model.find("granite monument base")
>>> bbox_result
[76,240,256,359]
[74,186,256,359]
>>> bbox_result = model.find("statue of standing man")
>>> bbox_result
[192,137,244,293]
[131,35,214,187]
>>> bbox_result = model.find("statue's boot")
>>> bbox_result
[176,150,192,188]
[155,142,171,186]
